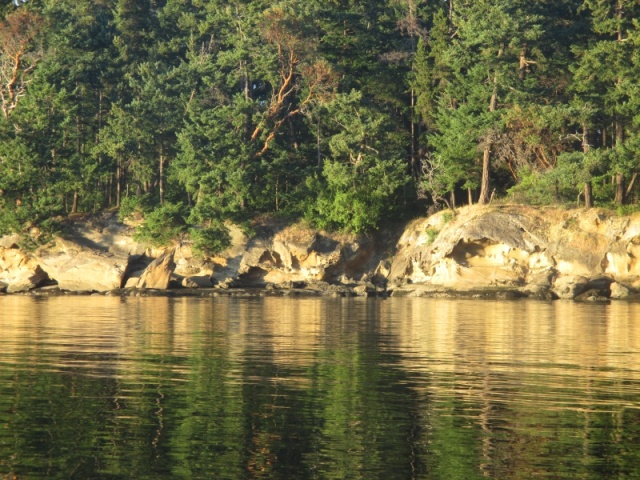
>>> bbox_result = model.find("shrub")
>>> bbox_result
[441,210,455,225]
[118,194,150,222]
[134,202,188,246]
[189,220,231,257]
[425,226,439,245]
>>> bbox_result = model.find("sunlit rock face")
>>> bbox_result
[213,222,380,288]
[0,247,49,292]
[36,249,128,292]
[135,249,176,289]
[388,205,640,298]
[34,230,132,292]
[206,205,640,298]
[4,206,640,298]
[389,208,549,289]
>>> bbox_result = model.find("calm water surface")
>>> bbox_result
[1,296,640,479]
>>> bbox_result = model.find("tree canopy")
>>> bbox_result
[0,0,638,241]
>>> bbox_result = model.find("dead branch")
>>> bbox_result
[0,10,43,119]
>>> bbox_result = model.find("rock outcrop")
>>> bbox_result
[388,205,640,299]
[135,249,176,289]
[207,222,381,288]
[0,247,49,293]
[4,205,640,299]
[36,238,129,292]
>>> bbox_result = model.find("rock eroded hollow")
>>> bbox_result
[2,206,640,299]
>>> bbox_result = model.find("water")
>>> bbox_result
[1,296,640,479]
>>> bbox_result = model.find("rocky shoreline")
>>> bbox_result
[3,204,640,301]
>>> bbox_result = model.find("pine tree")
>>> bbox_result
[305,90,407,232]
[574,0,640,204]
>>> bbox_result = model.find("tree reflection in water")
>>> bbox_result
[0,296,640,479]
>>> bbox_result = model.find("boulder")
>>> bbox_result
[184,275,214,288]
[173,244,215,286]
[0,247,49,293]
[520,284,556,300]
[181,277,200,288]
[574,288,610,302]
[353,282,376,296]
[0,234,21,249]
[136,249,176,289]
[124,271,143,289]
[610,282,633,299]
[552,275,589,299]
[37,249,129,292]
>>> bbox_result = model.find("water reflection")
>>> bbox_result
[0,296,640,479]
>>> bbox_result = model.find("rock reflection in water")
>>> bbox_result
[0,296,639,479]
[385,299,640,479]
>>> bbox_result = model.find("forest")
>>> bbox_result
[1,0,639,250]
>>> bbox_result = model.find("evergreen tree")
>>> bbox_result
[305,90,407,232]
[1,0,640,238]
[573,0,640,204]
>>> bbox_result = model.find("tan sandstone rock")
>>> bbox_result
[35,235,129,292]
[136,249,176,289]
[385,206,640,297]
[610,282,633,299]
[0,247,49,293]
[37,250,128,292]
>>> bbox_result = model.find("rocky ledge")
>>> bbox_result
[3,205,640,301]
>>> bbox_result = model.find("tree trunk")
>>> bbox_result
[71,190,79,214]
[159,147,164,206]
[614,119,625,205]
[614,8,626,205]
[614,173,625,205]
[478,45,503,205]
[116,161,122,207]
[317,117,322,167]
[519,46,527,81]
[410,88,418,182]
[582,123,593,209]
[479,146,492,205]
[584,182,593,209]
[243,60,250,101]
[625,172,637,199]
[468,188,473,206]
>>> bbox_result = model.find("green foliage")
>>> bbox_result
[173,98,254,222]
[507,167,562,205]
[2,0,640,233]
[133,202,188,246]
[441,210,455,224]
[424,226,439,245]
[118,195,150,222]
[188,220,231,258]
[304,91,406,232]
[614,204,640,217]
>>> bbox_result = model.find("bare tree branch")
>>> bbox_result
[0,9,43,120]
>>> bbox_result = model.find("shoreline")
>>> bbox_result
[3,204,640,301]
[3,283,632,302]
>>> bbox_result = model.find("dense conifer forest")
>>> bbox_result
[1,0,639,247]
